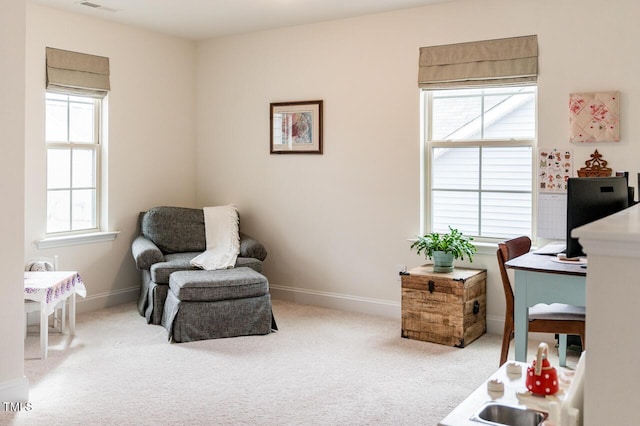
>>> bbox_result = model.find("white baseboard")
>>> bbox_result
[486,314,504,336]
[26,285,139,325]
[0,377,29,403]
[23,281,509,339]
[270,284,401,319]
[79,284,510,339]
[75,285,139,314]
[271,284,505,337]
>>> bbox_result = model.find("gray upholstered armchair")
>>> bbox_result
[132,206,268,325]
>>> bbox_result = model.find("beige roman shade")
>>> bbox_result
[46,47,110,97]
[418,35,538,89]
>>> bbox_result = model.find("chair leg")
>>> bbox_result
[53,309,59,330]
[500,326,514,366]
[52,300,66,333]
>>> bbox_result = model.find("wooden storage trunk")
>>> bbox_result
[401,265,486,348]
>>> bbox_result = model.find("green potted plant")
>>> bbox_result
[410,226,477,272]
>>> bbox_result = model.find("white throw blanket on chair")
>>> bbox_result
[190,205,240,270]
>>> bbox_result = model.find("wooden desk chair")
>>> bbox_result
[497,236,586,366]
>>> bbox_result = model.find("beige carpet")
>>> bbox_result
[7,299,577,425]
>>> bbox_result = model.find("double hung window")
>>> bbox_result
[423,86,536,240]
[45,93,102,234]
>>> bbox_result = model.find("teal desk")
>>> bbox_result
[505,252,586,366]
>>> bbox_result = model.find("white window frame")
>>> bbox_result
[45,92,102,237]
[421,86,537,242]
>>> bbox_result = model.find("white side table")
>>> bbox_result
[24,271,87,359]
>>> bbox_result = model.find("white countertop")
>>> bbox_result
[438,358,583,426]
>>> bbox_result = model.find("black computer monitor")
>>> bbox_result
[566,176,629,258]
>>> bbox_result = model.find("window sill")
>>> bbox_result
[473,241,498,256]
[36,231,120,249]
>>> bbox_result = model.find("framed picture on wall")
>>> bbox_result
[270,100,323,154]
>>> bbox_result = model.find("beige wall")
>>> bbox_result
[195,0,640,330]
[0,0,27,402]
[24,4,198,312]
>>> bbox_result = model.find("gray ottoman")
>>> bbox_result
[161,267,275,342]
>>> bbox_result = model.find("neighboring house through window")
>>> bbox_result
[423,86,536,240]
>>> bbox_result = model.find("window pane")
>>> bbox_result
[431,93,481,140]
[72,149,96,188]
[432,191,479,236]
[72,189,96,230]
[47,190,70,233]
[69,101,94,143]
[47,93,68,101]
[432,147,479,190]
[45,99,68,142]
[47,149,71,189]
[481,147,532,191]
[484,93,536,139]
[481,192,532,238]
[69,95,90,102]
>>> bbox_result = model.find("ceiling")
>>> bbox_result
[30,0,453,41]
